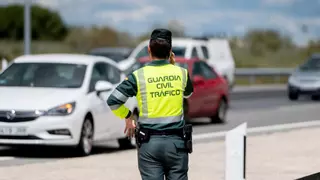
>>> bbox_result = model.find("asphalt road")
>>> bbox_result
[0,95,319,167]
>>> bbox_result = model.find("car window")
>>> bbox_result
[191,47,199,58]
[200,62,217,79]
[0,63,87,88]
[201,46,209,59]
[300,57,320,70]
[136,46,149,59]
[171,46,186,57]
[192,61,217,79]
[105,64,121,84]
[89,62,108,92]
[192,62,203,76]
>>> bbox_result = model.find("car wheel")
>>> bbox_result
[210,98,228,124]
[288,92,299,101]
[76,117,94,156]
[311,95,320,101]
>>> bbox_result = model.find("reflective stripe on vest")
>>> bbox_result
[133,64,188,124]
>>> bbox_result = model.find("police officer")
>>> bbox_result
[107,28,194,180]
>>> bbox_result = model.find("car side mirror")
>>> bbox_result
[193,75,205,85]
[95,80,113,95]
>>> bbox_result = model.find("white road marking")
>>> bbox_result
[193,120,320,141]
[0,157,15,161]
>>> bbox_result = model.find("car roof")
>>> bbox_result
[138,56,200,63]
[13,53,118,66]
[139,38,206,47]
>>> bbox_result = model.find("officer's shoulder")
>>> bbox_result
[172,64,187,71]
[132,66,145,75]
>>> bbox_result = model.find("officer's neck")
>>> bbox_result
[151,57,166,61]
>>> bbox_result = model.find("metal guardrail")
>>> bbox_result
[235,68,294,84]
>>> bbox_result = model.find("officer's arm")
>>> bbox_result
[184,71,194,98]
[107,74,137,119]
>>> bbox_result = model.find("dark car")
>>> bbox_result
[88,47,133,63]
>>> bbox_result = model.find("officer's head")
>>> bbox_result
[148,28,172,60]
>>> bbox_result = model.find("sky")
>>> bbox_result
[1,0,320,46]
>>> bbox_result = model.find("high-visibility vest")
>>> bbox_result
[133,63,187,127]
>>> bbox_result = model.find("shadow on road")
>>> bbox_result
[0,145,129,159]
[0,118,226,159]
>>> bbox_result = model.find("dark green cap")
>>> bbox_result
[150,28,172,46]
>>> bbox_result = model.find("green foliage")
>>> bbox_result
[304,40,320,56]
[0,4,68,40]
[0,3,319,71]
[244,29,294,56]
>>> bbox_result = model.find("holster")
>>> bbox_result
[135,128,150,148]
[183,124,193,154]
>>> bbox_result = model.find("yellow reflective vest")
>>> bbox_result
[133,63,187,130]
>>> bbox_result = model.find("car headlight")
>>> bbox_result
[44,102,76,116]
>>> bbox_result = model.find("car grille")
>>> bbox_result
[0,110,40,123]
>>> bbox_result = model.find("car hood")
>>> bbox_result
[0,87,83,110]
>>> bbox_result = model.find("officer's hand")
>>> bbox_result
[169,52,175,65]
[124,115,136,138]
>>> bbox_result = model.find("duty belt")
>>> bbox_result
[147,128,184,137]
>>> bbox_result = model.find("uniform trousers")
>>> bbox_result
[138,135,189,180]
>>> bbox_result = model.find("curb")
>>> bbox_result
[193,120,320,143]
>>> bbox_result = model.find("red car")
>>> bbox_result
[128,57,229,123]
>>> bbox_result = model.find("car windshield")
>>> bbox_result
[171,46,186,57]
[0,62,87,88]
[125,61,188,75]
[300,57,320,70]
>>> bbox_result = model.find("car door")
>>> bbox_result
[100,63,127,138]
[198,61,220,112]
[188,61,209,116]
[87,62,111,140]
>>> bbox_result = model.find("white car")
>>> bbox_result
[0,54,137,156]
[119,37,236,89]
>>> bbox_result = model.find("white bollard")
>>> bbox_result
[225,122,247,180]
[1,58,8,72]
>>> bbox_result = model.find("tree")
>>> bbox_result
[304,40,320,56]
[65,26,136,52]
[0,4,68,40]
[244,29,294,56]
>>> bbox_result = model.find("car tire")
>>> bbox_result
[210,98,228,124]
[75,117,94,156]
[288,92,299,101]
[311,95,320,101]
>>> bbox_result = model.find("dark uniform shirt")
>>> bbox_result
[107,59,193,130]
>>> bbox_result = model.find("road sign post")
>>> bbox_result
[24,0,31,55]
[225,123,247,180]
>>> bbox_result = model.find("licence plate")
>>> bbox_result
[0,127,27,136]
